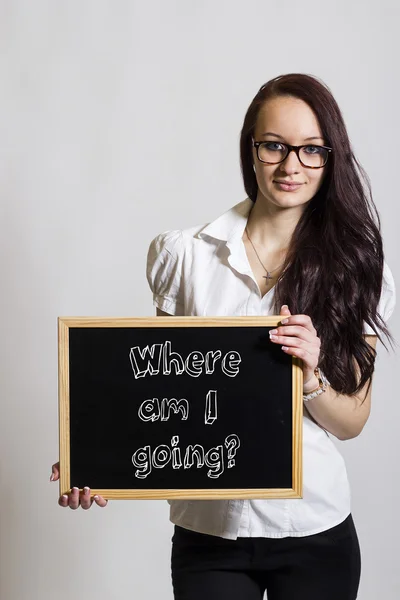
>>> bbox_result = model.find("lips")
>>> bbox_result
[274,181,304,192]
[274,181,303,186]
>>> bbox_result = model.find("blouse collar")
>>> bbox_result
[196,198,253,243]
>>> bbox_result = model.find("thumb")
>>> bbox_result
[280,304,291,317]
[50,462,60,482]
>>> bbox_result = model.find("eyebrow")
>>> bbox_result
[260,131,324,142]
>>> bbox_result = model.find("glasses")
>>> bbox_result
[252,139,332,169]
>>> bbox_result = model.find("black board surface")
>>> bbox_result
[65,323,296,495]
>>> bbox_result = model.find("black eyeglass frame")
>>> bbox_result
[252,139,333,169]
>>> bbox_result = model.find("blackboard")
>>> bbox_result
[58,317,303,499]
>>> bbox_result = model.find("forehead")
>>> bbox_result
[255,96,323,140]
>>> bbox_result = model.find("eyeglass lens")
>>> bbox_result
[258,142,328,167]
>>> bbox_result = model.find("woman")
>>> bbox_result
[51,73,395,599]
[145,73,395,599]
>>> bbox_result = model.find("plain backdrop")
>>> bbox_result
[1,2,399,599]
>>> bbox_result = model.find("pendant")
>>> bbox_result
[263,273,273,280]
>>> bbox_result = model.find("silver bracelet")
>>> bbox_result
[303,367,329,402]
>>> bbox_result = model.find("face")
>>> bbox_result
[252,96,327,211]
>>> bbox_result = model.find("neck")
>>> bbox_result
[245,196,305,251]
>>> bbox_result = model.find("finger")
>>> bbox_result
[281,345,316,369]
[276,337,320,361]
[80,487,93,510]
[50,462,60,482]
[279,304,291,317]
[271,335,317,350]
[58,494,69,507]
[279,314,316,334]
[68,487,80,510]
[271,325,318,345]
[93,495,109,508]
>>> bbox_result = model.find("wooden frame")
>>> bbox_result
[58,316,303,500]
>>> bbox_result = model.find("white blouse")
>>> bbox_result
[146,198,396,539]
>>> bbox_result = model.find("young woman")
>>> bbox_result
[145,74,396,599]
[51,73,395,599]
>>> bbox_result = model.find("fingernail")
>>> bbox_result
[269,329,278,335]
[62,495,68,501]
[282,346,289,351]
[84,487,89,495]
[94,495,99,500]
[72,487,79,493]
[281,305,288,310]
[281,318,288,324]
[50,474,54,481]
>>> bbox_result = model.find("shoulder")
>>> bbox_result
[147,229,184,259]
[146,224,211,316]
[363,260,396,335]
[147,223,210,258]
[382,261,396,295]
[380,260,396,320]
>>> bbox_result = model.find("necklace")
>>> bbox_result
[245,226,285,280]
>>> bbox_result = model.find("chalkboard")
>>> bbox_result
[58,317,303,500]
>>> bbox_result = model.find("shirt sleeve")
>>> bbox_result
[146,229,185,316]
[363,261,396,335]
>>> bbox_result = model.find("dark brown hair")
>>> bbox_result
[240,73,393,396]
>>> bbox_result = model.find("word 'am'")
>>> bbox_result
[130,341,241,379]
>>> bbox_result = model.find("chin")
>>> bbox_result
[269,193,311,208]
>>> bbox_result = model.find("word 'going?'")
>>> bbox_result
[132,434,241,479]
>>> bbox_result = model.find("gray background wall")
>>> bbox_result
[1,1,398,599]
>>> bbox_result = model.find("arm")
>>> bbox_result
[270,303,378,441]
[158,306,375,441]
[303,334,377,441]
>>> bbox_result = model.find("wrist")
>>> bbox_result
[303,368,329,402]
[303,375,319,394]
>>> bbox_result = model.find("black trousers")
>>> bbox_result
[171,514,361,600]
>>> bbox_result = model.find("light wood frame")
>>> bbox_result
[58,316,303,500]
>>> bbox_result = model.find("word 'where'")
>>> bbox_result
[130,340,241,379]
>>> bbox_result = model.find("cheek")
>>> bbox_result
[308,171,325,192]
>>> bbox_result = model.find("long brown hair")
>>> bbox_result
[240,73,393,396]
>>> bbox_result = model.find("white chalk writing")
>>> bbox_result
[129,341,241,379]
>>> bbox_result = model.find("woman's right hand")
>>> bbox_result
[50,462,108,509]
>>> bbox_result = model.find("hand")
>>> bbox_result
[50,462,108,510]
[269,305,321,392]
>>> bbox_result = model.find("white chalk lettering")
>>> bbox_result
[205,350,222,374]
[163,340,185,375]
[152,445,171,468]
[225,434,241,468]
[161,398,189,421]
[172,436,182,469]
[185,351,204,377]
[184,444,205,469]
[129,344,163,378]
[221,351,242,377]
[205,445,224,478]
[138,398,189,422]
[132,445,152,478]
[138,398,160,422]
[131,435,241,479]
[204,390,218,424]
[129,341,241,378]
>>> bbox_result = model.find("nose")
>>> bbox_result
[278,149,301,174]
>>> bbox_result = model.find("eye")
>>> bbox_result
[263,142,285,151]
[303,145,323,155]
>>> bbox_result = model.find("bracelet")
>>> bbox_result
[303,367,328,402]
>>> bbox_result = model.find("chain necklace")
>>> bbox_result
[245,226,285,280]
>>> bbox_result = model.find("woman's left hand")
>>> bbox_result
[269,305,321,392]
